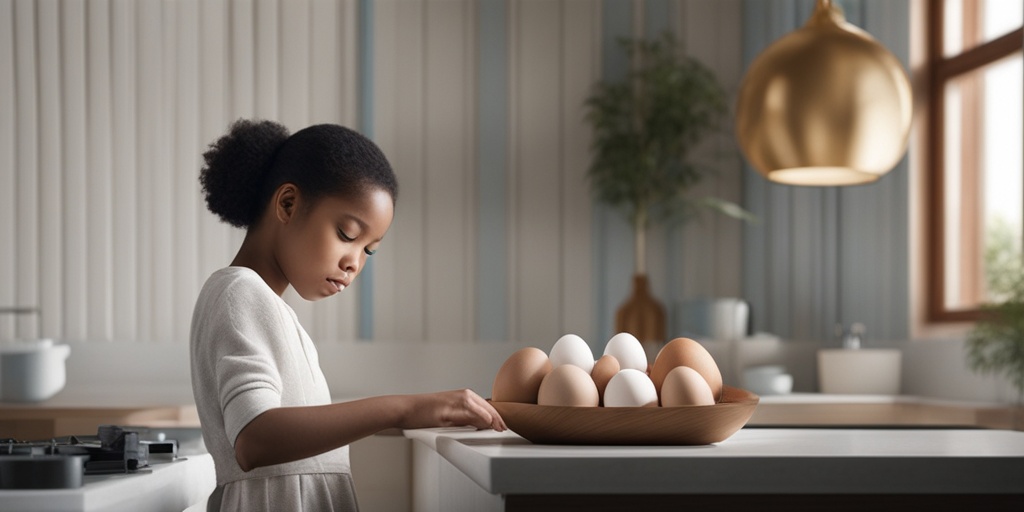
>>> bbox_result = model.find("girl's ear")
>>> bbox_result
[274,183,300,224]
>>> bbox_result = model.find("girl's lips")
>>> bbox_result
[328,279,346,293]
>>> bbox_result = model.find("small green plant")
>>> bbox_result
[966,217,1024,409]
[584,32,751,272]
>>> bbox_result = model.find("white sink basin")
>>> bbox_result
[817,349,902,395]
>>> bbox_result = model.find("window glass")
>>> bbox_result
[981,53,1023,302]
[941,52,1024,311]
[943,0,1024,57]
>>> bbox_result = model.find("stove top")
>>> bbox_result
[0,425,179,490]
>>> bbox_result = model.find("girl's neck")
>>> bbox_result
[232,229,289,296]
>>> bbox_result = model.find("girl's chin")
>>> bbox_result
[293,286,332,302]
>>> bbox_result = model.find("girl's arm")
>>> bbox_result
[233,389,505,471]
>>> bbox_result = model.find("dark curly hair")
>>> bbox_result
[200,119,398,228]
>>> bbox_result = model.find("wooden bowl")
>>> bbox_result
[491,385,759,445]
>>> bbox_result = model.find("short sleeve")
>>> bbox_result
[218,349,282,445]
[205,275,290,445]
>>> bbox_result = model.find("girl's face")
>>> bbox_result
[276,186,394,301]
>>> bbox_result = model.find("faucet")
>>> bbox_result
[835,322,865,350]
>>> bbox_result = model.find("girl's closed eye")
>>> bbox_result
[339,228,379,256]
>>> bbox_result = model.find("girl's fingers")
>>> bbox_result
[484,401,507,431]
[464,395,497,430]
[462,391,506,431]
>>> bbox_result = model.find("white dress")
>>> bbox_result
[190,267,358,511]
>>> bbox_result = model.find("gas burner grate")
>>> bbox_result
[0,425,179,489]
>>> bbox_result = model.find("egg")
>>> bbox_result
[603,332,648,372]
[660,366,715,407]
[603,369,658,407]
[492,347,552,403]
[590,355,620,403]
[651,337,723,402]
[549,334,595,374]
[537,364,600,407]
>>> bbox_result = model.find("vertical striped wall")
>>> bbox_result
[0,0,361,343]
[741,0,911,344]
[0,0,913,347]
[369,0,602,345]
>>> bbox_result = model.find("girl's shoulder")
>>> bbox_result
[198,266,280,312]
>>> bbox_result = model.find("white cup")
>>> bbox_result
[743,365,793,395]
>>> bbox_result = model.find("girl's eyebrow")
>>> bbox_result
[339,214,385,244]
[339,213,367,229]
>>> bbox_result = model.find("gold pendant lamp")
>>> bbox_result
[735,0,912,186]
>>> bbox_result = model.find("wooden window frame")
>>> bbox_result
[926,0,1024,323]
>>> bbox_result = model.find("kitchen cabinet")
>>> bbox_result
[405,426,1024,511]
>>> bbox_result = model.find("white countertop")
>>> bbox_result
[404,427,1024,495]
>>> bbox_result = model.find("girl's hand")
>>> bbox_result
[234,390,506,471]
[403,389,507,432]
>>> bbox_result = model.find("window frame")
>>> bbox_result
[926,0,1024,323]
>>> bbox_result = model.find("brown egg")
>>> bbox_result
[492,347,552,403]
[537,364,600,407]
[651,337,723,402]
[660,366,715,407]
[590,355,620,404]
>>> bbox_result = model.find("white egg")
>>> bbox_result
[548,334,595,374]
[603,332,648,372]
[603,369,658,407]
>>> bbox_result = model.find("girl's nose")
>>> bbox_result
[340,252,359,275]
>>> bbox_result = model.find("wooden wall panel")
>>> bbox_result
[60,0,87,339]
[423,0,476,342]
[0,0,15,338]
[512,0,564,344]
[12,0,38,337]
[372,0,428,342]
[172,0,200,346]
[110,0,137,340]
[135,0,160,341]
[36,0,62,339]
[85,0,113,341]
[560,0,600,339]
[475,0,509,342]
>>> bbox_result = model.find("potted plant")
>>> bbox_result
[584,32,751,343]
[965,219,1024,429]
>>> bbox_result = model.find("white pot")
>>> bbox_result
[0,339,71,402]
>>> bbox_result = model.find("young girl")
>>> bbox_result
[190,119,505,511]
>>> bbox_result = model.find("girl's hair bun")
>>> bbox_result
[200,119,290,228]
